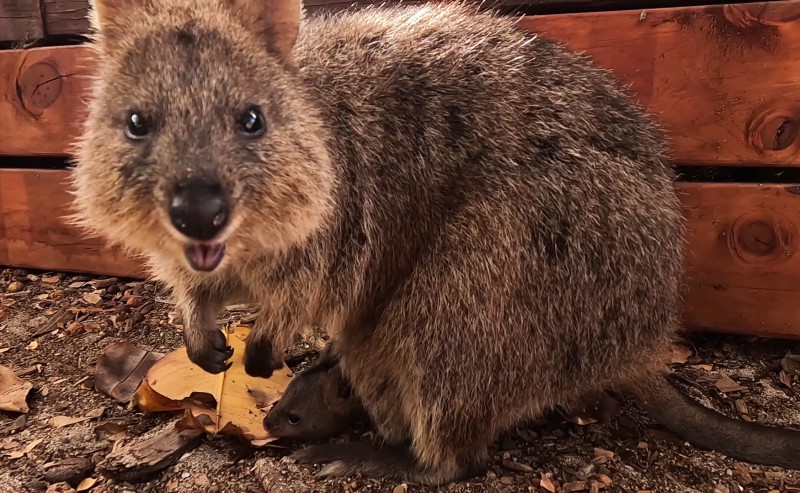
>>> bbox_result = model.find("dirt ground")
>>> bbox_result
[1,267,799,493]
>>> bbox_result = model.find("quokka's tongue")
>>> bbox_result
[184,243,225,272]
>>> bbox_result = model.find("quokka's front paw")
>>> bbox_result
[244,336,284,378]
[187,329,234,374]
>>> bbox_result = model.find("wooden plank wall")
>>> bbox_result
[1,0,800,339]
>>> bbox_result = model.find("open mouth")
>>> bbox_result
[184,243,226,272]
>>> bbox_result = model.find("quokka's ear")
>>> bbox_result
[225,0,303,62]
[88,0,153,39]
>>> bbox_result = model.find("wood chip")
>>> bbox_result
[734,399,749,415]
[691,364,713,371]
[96,422,205,483]
[502,459,534,473]
[597,474,613,487]
[83,293,103,306]
[733,463,753,485]
[44,457,93,486]
[540,473,557,493]
[42,275,61,284]
[593,447,614,459]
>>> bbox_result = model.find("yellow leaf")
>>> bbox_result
[51,416,92,428]
[0,365,33,413]
[8,437,43,459]
[77,477,97,491]
[27,341,38,351]
[132,326,292,446]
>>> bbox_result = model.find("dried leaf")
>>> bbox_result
[94,342,165,403]
[8,437,43,459]
[714,375,748,393]
[132,326,292,445]
[0,365,33,413]
[50,408,104,428]
[779,371,792,388]
[670,343,694,364]
[51,416,92,428]
[247,386,279,409]
[42,275,61,284]
[95,421,128,441]
[86,407,106,419]
[781,352,800,376]
[27,341,38,350]
[3,414,27,434]
[77,477,97,491]
[540,473,557,493]
[691,364,713,371]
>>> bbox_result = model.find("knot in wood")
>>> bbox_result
[736,220,777,257]
[18,61,64,116]
[760,116,798,151]
[748,106,800,155]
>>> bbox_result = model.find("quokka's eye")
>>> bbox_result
[124,111,151,140]
[287,413,301,426]
[237,105,267,137]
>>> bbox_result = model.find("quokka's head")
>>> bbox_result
[70,0,334,277]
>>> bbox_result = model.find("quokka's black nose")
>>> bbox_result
[168,179,229,241]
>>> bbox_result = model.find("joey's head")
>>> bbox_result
[71,0,333,276]
[264,364,366,440]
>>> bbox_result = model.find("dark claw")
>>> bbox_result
[244,335,283,378]
[188,331,235,374]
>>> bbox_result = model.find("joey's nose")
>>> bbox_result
[168,179,229,241]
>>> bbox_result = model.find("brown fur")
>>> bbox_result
[70,0,800,485]
[264,350,368,440]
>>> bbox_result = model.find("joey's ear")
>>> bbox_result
[225,0,303,62]
[89,0,152,38]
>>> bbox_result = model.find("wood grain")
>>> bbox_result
[2,2,800,165]
[0,167,799,338]
[0,0,43,43]
[0,168,146,278]
[679,182,800,339]
[520,1,800,166]
[42,0,91,36]
[0,45,92,156]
